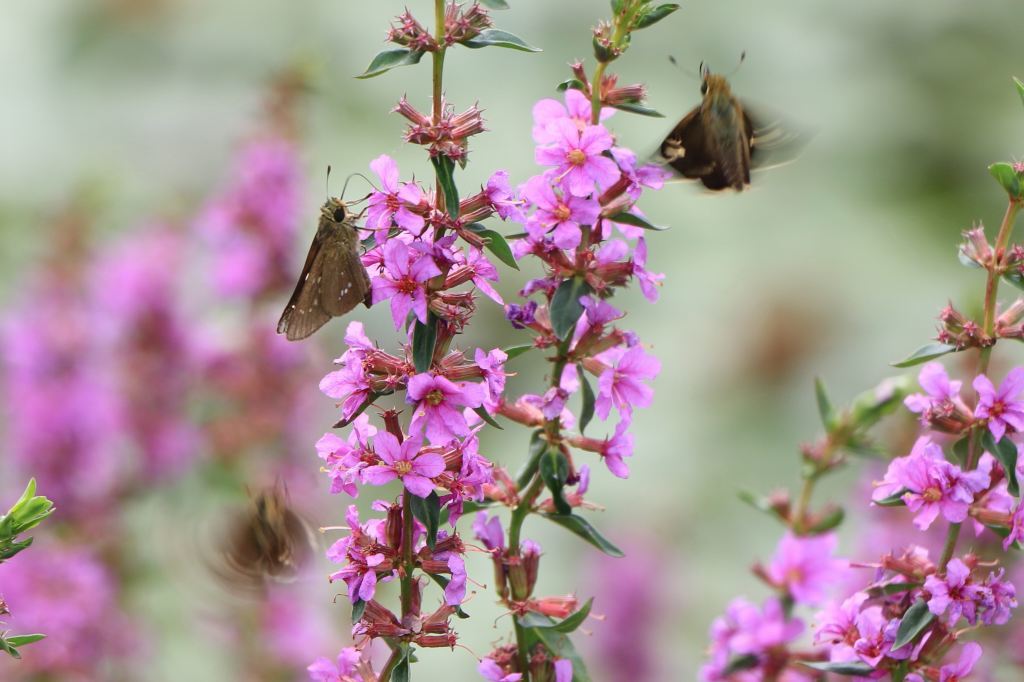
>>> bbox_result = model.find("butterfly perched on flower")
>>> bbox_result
[657,57,808,191]
[277,197,372,341]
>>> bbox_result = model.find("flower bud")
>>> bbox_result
[960,224,992,267]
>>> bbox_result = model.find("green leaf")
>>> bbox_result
[814,377,835,429]
[874,489,908,507]
[737,490,787,523]
[352,599,366,623]
[1014,76,1024,109]
[556,78,585,92]
[412,314,438,374]
[891,342,958,368]
[503,344,534,359]
[5,633,44,648]
[842,437,885,459]
[989,162,1022,199]
[800,660,876,676]
[478,0,510,8]
[608,101,665,117]
[540,447,572,515]
[607,211,668,231]
[982,431,1020,496]
[722,655,760,675]
[430,156,460,218]
[410,491,441,550]
[1005,270,1024,293]
[541,513,624,557]
[518,430,547,489]
[807,506,845,534]
[0,637,21,659]
[473,406,504,430]
[548,597,593,633]
[393,650,411,682]
[550,277,593,339]
[519,617,592,682]
[464,28,541,52]
[355,48,425,79]
[465,223,519,270]
[633,3,680,29]
[891,598,935,650]
[578,367,596,434]
[865,581,921,599]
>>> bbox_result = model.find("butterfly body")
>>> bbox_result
[277,198,371,341]
[659,65,805,192]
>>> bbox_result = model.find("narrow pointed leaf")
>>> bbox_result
[633,3,680,29]
[503,344,534,359]
[608,102,665,117]
[410,491,441,550]
[874,489,909,507]
[814,377,835,429]
[473,406,504,430]
[578,367,596,434]
[352,599,366,623]
[989,162,1022,199]
[800,660,876,676]
[550,277,593,339]
[466,223,519,270]
[541,513,624,557]
[540,448,571,515]
[891,342,958,368]
[983,432,1019,496]
[891,599,934,650]
[412,314,438,373]
[548,597,593,633]
[607,211,668,231]
[463,29,540,52]
[356,48,424,79]
[333,391,391,428]
[557,78,585,92]
[430,156,460,218]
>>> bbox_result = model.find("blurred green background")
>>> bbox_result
[3,1,1024,680]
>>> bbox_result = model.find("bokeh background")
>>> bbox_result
[2,1,1024,680]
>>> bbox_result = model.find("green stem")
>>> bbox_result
[939,198,1020,571]
[400,488,415,616]
[379,648,401,682]
[432,0,448,215]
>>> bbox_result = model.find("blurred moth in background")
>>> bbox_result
[277,191,371,341]
[657,55,809,191]
[213,482,316,593]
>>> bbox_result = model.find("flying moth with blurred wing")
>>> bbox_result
[277,196,372,341]
[657,58,809,191]
[213,483,316,593]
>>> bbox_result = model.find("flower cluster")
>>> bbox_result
[307,1,676,679]
[701,127,1024,680]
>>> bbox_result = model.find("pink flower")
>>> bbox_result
[632,238,664,303]
[553,659,573,682]
[486,170,524,221]
[700,597,804,681]
[406,373,484,444]
[813,592,869,663]
[307,647,363,682]
[595,345,661,419]
[362,432,444,498]
[370,240,441,329]
[767,533,846,606]
[973,367,1024,441]
[981,569,1017,625]
[906,642,982,682]
[465,248,503,304]
[315,414,377,497]
[473,511,505,551]
[475,348,509,412]
[319,359,373,423]
[872,437,989,530]
[478,658,522,682]
[602,418,633,478]
[532,89,613,145]
[522,175,600,250]
[924,558,990,625]
[445,555,467,605]
[366,154,426,234]
[535,119,620,197]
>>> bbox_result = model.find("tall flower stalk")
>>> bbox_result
[310,2,676,680]
[701,79,1024,682]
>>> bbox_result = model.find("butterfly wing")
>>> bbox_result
[658,106,751,191]
[277,231,332,341]
[744,103,812,171]
[320,228,372,317]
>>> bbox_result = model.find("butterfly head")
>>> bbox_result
[321,197,351,224]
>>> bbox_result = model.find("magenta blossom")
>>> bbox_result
[363,432,443,498]
[478,659,522,682]
[486,169,525,221]
[406,373,484,444]
[307,647,364,682]
[602,418,634,478]
[924,558,991,625]
[872,437,989,530]
[595,345,661,420]
[445,555,468,605]
[366,154,426,234]
[522,175,601,250]
[632,237,664,303]
[973,367,1024,441]
[906,642,982,682]
[535,119,620,197]
[532,88,613,145]
[813,592,869,663]
[475,348,509,412]
[473,511,505,551]
[767,533,846,606]
[371,240,442,329]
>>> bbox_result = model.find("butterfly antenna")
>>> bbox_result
[325,165,332,201]
[340,172,377,201]
[668,55,699,80]
[726,51,746,77]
